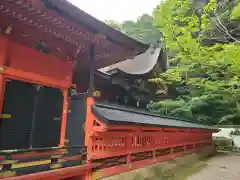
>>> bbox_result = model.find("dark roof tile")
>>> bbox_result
[92,103,218,130]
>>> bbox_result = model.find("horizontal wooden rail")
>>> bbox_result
[0,145,86,156]
[89,130,213,160]
[87,123,215,179]
[93,142,214,178]
[5,163,100,180]
[0,146,87,179]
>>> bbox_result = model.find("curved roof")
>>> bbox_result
[98,43,168,76]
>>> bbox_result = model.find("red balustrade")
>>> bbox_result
[89,129,214,160]
[84,107,217,179]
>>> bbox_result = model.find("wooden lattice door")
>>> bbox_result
[0,80,37,149]
[31,86,63,148]
[0,79,64,149]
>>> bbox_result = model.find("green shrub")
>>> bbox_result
[213,137,233,148]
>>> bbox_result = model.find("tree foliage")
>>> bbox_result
[105,14,161,44]
[104,20,122,30]
[150,0,240,125]
[231,0,240,20]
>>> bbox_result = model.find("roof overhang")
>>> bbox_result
[0,0,148,70]
[45,0,149,52]
[98,43,168,78]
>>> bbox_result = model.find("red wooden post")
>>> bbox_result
[153,149,156,162]
[83,170,93,180]
[60,89,69,147]
[85,97,95,159]
[126,132,133,169]
[127,153,132,169]
[0,37,8,119]
[0,76,5,112]
[82,97,96,180]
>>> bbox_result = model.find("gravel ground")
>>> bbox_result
[188,154,240,180]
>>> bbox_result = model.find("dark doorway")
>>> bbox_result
[0,79,64,150]
[32,86,63,148]
[66,94,86,146]
[0,80,37,149]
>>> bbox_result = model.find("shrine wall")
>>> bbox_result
[0,37,73,83]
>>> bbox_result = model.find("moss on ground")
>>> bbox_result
[128,158,207,180]
[160,162,206,180]
[103,151,216,180]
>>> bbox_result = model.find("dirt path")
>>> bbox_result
[188,154,240,180]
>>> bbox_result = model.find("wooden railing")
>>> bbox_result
[88,128,215,178]
[90,130,213,159]
[0,130,214,180]
[0,145,86,179]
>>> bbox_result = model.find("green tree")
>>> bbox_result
[104,20,122,31]
[150,0,240,125]
[105,14,161,44]
[232,1,240,20]
[122,14,161,44]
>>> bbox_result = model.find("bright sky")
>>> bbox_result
[68,0,161,22]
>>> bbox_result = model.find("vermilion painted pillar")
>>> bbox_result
[0,37,8,119]
[60,89,69,147]
[83,97,95,180]
[85,97,95,153]
[126,133,133,169]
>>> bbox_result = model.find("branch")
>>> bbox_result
[214,12,240,43]
[203,9,240,43]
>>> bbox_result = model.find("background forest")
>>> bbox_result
[105,0,240,125]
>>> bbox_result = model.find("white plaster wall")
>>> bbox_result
[232,135,240,148]
[213,128,234,139]
[213,128,240,148]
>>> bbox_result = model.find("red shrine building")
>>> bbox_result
[0,0,218,180]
